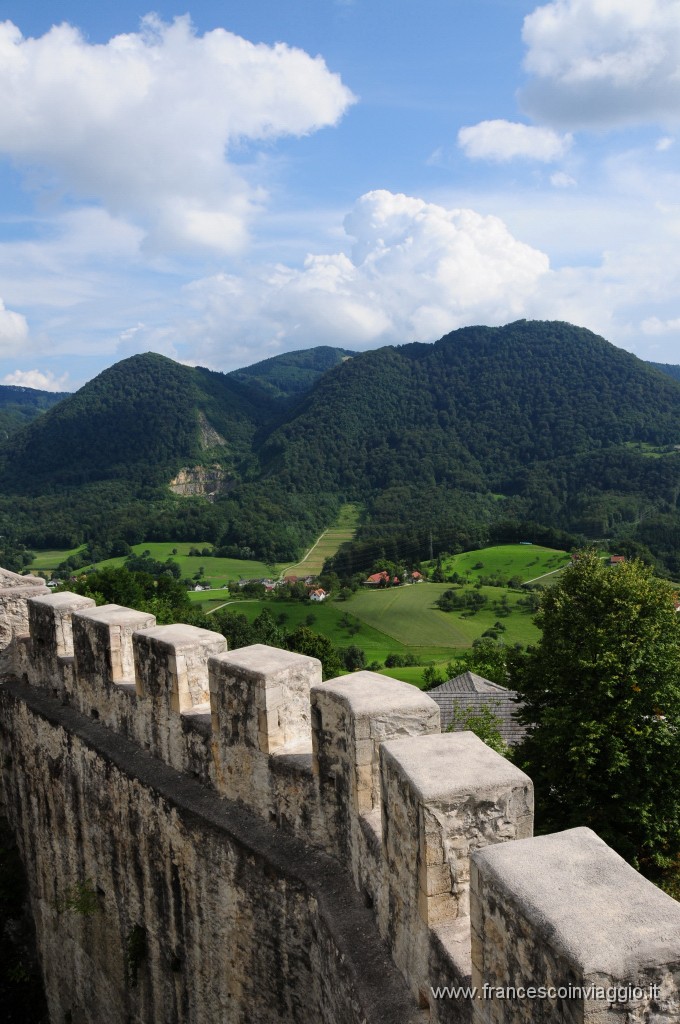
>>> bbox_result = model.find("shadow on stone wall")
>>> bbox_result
[0,815,48,1023]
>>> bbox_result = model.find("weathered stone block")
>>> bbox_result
[208,645,322,825]
[312,672,440,816]
[73,604,156,689]
[134,623,227,712]
[27,591,96,689]
[471,827,680,1023]
[0,569,49,675]
[310,672,441,931]
[209,643,321,754]
[381,732,533,929]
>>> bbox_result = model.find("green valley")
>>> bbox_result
[4,321,680,580]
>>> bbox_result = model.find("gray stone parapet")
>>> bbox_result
[73,604,156,687]
[382,732,533,926]
[133,623,227,770]
[210,643,321,755]
[27,591,96,692]
[311,672,440,880]
[380,731,533,1015]
[71,603,156,727]
[133,623,227,710]
[470,826,680,1022]
[0,569,49,675]
[1,575,679,1024]
[208,644,322,822]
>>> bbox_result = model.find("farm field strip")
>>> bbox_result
[280,503,359,576]
[350,585,469,646]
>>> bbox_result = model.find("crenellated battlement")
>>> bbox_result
[1,571,680,1024]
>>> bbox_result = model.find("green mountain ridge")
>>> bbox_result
[260,322,680,494]
[0,384,68,441]
[0,353,272,493]
[650,361,680,383]
[228,345,354,400]
[1,322,679,571]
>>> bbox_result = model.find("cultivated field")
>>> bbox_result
[350,582,540,649]
[434,544,571,584]
[217,597,427,665]
[29,540,555,689]
[279,503,360,576]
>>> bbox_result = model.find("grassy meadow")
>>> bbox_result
[29,546,88,571]
[29,503,361,589]
[218,542,550,688]
[30,541,277,587]
[213,596,435,666]
[28,539,561,689]
[433,544,571,585]
[350,582,540,648]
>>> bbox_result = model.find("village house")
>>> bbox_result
[364,570,400,586]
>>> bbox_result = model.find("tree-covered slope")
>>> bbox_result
[255,321,680,572]
[649,361,680,383]
[0,385,68,442]
[0,353,271,493]
[1,323,679,570]
[228,346,354,400]
[259,321,680,495]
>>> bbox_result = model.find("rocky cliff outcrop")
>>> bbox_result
[168,465,229,498]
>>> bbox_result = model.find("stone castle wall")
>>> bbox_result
[0,571,678,1023]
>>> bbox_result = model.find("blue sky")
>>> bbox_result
[0,0,679,390]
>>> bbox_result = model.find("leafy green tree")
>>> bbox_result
[341,644,366,672]
[422,665,446,690]
[251,610,284,647]
[284,625,343,680]
[454,638,523,686]
[71,567,191,624]
[446,701,508,757]
[513,551,680,881]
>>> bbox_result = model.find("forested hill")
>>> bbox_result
[228,346,354,399]
[259,320,680,492]
[0,322,679,572]
[0,384,68,441]
[256,321,680,572]
[0,352,271,492]
[0,345,355,496]
[649,361,680,383]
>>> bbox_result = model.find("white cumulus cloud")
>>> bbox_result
[550,171,577,187]
[0,300,29,353]
[458,120,572,162]
[169,190,550,363]
[521,0,680,128]
[2,368,69,392]
[641,315,680,335]
[0,16,355,254]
